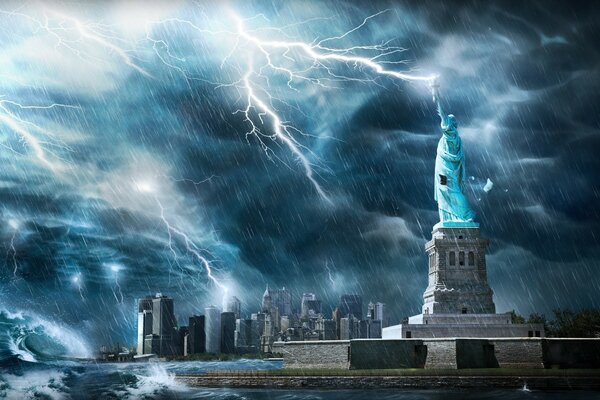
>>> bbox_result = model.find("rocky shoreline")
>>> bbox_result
[176,374,600,390]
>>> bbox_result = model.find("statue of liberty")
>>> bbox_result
[430,80,476,227]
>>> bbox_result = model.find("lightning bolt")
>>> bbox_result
[0,7,150,76]
[0,99,79,172]
[0,7,149,174]
[325,260,336,286]
[156,196,226,292]
[7,224,18,277]
[147,10,436,202]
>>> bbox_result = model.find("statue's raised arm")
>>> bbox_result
[430,78,451,131]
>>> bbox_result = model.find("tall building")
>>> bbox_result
[315,318,337,340]
[223,296,241,319]
[358,320,369,339]
[221,312,236,354]
[137,293,177,356]
[205,306,222,353]
[301,293,322,319]
[175,326,188,356]
[367,302,386,326]
[188,315,205,354]
[368,319,382,338]
[235,318,256,353]
[136,297,153,355]
[340,316,353,340]
[270,287,292,316]
[261,285,272,312]
[339,294,363,319]
[332,307,342,340]
[250,315,264,349]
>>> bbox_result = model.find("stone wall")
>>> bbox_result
[273,340,350,369]
[276,338,599,370]
[423,339,457,369]
[490,338,544,368]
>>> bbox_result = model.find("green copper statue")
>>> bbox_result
[430,80,476,228]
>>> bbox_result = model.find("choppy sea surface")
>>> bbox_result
[1,310,599,399]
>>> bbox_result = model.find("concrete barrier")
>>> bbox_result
[455,339,497,369]
[350,339,426,369]
[543,338,600,368]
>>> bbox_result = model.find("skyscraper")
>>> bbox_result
[223,295,241,319]
[188,315,205,354]
[368,319,382,338]
[137,293,177,356]
[250,313,266,349]
[136,297,153,355]
[367,302,385,321]
[340,316,353,340]
[270,287,292,316]
[221,312,236,354]
[332,307,342,340]
[205,306,221,353]
[261,285,272,312]
[235,318,255,353]
[339,294,363,319]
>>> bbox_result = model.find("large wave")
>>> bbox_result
[0,309,91,365]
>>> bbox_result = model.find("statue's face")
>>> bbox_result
[448,114,458,129]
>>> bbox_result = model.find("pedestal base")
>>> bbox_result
[383,315,545,339]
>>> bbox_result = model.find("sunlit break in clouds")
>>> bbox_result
[0,0,599,351]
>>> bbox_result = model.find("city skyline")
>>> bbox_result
[134,287,387,355]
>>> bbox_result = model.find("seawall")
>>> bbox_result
[272,338,600,370]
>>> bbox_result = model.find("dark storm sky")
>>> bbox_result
[0,0,599,346]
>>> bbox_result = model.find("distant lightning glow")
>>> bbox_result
[105,263,124,303]
[72,273,85,300]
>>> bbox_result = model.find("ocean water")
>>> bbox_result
[1,310,599,399]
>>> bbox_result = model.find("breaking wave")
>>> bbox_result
[0,309,91,364]
[0,312,281,399]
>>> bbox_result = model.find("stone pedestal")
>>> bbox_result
[382,223,545,339]
[422,225,495,315]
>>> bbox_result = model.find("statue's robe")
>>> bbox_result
[434,122,476,223]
